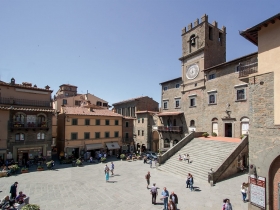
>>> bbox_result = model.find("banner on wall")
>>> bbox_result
[249,175,266,209]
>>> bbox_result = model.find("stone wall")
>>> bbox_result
[248,72,280,210]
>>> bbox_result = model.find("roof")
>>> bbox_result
[112,96,148,106]
[203,52,258,72]
[159,77,182,85]
[136,111,158,114]
[123,116,136,120]
[0,80,53,93]
[157,112,184,117]
[240,13,280,45]
[0,106,54,112]
[62,107,122,117]
[59,84,77,88]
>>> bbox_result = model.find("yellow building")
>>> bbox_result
[57,106,123,158]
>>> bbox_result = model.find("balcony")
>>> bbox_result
[9,121,49,131]
[239,59,258,78]
[158,126,182,133]
[0,97,51,107]
[122,138,133,143]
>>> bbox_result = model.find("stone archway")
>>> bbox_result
[269,155,280,210]
[152,131,159,152]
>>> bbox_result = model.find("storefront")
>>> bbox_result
[85,143,104,159]
[106,142,120,155]
[17,147,43,166]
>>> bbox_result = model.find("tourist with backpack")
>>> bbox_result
[150,183,158,204]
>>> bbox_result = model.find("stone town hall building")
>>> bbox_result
[156,14,252,151]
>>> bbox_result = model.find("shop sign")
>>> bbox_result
[47,151,51,156]
[249,175,266,209]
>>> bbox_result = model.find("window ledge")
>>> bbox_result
[174,107,181,109]
[208,103,217,105]
[235,99,247,102]
[189,106,196,108]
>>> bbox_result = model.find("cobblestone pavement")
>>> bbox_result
[0,158,249,210]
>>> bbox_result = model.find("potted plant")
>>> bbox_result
[76,159,83,166]
[21,204,40,210]
[120,154,126,161]
[10,164,20,174]
[240,134,245,139]
[21,167,29,173]
[37,166,44,171]
[212,132,217,137]
[100,157,106,163]
[202,132,209,138]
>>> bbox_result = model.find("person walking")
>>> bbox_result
[150,183,158,204]
[169,191,178,209]
[224,198,233,210]
[110,162,114,176]
[161,187,169,210]
[145,171,151,189]
[105,167,110,182]
[186,173,191,188]
[104,164,109,174]
[189,175,194,191]
[241,182,247,202]
[10,182,18,199]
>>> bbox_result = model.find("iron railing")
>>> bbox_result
[0,97,51,107]
[9,121,49,129]
[158,126,182,133]
[239,58,258,77]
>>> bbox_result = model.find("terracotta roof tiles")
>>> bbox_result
[62,107,122,117]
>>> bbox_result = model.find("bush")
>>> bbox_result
[240,134,245,139]
[21,204,40,210]
[120,154,126,159]
[202,132,209,138]
[100,157,106,162]
[21,167,28,172]
[212,132,217,137]
[37,166,44,169]
[76,159,82,165]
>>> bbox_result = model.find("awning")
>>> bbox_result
[86,143,103,151]
[106,142,120,150]
[157,112,184,117]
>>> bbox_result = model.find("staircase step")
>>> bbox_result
[158,138,239,180]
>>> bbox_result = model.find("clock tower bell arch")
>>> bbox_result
[179,14,226,92]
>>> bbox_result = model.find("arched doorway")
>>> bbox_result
[212,118,218,136]
[269,155,280,210]
[173,139,179,146]
[152,131,159,152]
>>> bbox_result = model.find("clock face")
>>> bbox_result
[186,64,199,80]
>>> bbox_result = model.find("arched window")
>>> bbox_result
[240,117,249,135]
[173,139,179,146]
[15,133,25,141]
[13,113,25,124]
[37,133,45,140]
[190,120,195,127]
[164,138,170,148]
[37,114,46,127]
[212,118,218,136]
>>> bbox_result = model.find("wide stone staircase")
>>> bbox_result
[158,138,239,181]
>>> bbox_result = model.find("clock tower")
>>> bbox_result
[179,14,226,92]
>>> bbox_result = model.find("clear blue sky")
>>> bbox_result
[0,1,279,106]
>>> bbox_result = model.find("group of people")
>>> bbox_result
[104,162,115,182]
[0,182,28,209]
[178,154,190,163]
[146,171,178,210]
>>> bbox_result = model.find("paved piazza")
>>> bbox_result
[0,158,248,210]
